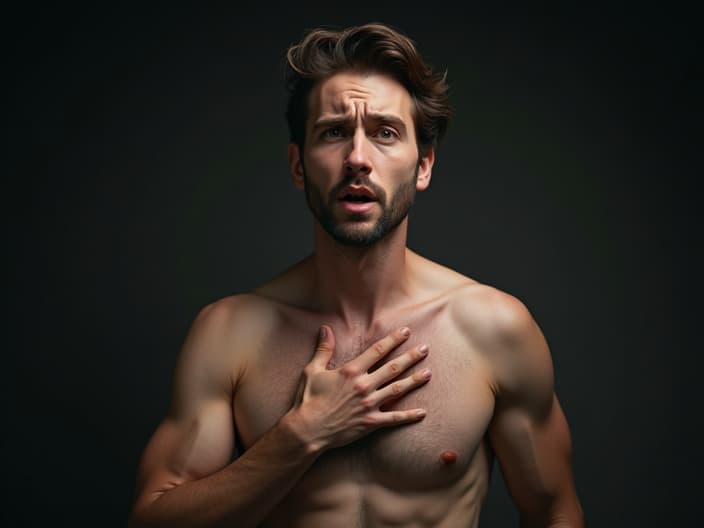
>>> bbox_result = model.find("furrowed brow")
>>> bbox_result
[312,116,353,131]
[367,112,408,136]
[311,113,408,134]
[366,113,407,132]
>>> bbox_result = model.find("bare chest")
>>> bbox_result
[233,310,496,490]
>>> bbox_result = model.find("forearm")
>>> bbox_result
[129,413,321,528]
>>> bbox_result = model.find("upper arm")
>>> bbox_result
[131,298,245,514]
[469,289,583,526]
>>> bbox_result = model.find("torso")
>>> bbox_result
[228,256,500,527]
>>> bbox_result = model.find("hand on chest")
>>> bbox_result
[305,335,496,489]
[238,322,495,486]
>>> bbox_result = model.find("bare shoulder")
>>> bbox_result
[448,283,537,343]
[171,293,282,403]
[447,282,554,399]
[181,256,313,368]
[408,251,537,339]
[191,293,280,336]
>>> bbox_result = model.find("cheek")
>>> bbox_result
[373,143,417,169]
[305,147,342,180]
[378,151,418,182]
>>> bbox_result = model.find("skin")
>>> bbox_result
[129,70,583,527]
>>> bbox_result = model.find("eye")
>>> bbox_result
[322,126,344,139]
[374,127,398,142]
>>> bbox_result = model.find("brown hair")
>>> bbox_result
[285,23,451,155]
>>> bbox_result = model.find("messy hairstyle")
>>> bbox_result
[285,23,451,155]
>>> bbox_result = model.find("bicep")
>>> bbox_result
[489,394,578,522]
[483,294,580,524]
[133,398,235,510]
[132,302,241,512]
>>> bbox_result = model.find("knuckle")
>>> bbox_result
[362,415,378,428]
[316,343,331,354]
[340,365,358,378]
[391,382,402,395]
[387,361,399,374]
[373,342,385,358]
[360,397,375,410]
[352,380,370,394]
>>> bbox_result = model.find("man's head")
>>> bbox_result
[284,23,451,247]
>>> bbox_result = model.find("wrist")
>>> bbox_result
[279,410,327,457]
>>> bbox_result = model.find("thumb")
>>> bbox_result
[310,325,335,369]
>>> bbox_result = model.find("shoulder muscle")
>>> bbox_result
[452,284,554,416]
[169,294,277,415]
[132,294,277,511]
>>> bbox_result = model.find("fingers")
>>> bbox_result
[308,325,336,370]
[346,327,411,374]
[364,408,427,429]
[366,343,429,388]
[365,367,432,408]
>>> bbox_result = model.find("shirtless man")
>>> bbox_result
[129,23,584,527]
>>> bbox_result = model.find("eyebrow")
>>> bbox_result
[312,113,408,133]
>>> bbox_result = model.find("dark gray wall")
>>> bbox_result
[6,3,699,526]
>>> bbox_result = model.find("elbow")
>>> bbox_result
[520,500,584,528]
[549,493,584,528]
[128,484,175,528]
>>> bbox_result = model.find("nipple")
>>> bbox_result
[440,450,458,464]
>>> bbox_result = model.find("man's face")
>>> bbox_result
[290,71,433,247]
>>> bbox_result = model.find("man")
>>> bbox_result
[129,23,583,527]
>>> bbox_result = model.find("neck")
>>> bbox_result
[310,219,413,328]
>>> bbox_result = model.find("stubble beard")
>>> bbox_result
[303,166,418,248]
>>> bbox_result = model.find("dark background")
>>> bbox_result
[5,3,699,527]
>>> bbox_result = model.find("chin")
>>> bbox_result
[329,222,392,247]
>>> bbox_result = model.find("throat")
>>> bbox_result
[311,230,412,317]
[318,267,412,326]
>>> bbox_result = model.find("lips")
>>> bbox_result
[336,186,377,203]
[336,185,378,214]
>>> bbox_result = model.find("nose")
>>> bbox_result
[344,128,371,177]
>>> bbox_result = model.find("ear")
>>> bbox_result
[288,143,305,189]
[415,147,435,191]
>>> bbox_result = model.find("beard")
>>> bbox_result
[303,166,418,247]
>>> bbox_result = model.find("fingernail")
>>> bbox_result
[418,344,429,355]
[319,326,327,339]
[421,368,432,379]
[416,409,427,417]
[400,327,410,337]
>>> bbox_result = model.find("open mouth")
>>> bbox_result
[337,187,378,213]
[340,194,375,203]
[337,186,378,204]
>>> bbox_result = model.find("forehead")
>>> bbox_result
[307,70,415,122]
